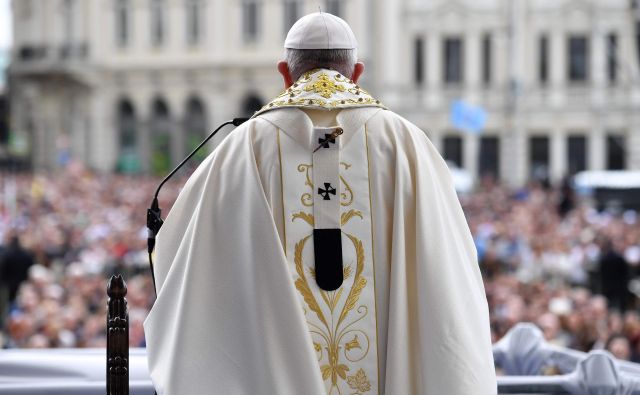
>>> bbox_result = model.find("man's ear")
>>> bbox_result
[351,62,365,83]
[277,61,295,88]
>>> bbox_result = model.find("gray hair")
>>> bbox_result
[284,48,357,82]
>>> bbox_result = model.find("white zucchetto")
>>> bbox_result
[284,12,358,50]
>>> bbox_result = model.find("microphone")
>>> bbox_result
[146,117,249,294]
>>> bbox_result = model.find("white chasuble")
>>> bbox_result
[144,69,497,395]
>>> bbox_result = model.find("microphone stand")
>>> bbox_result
[146,117,249,295]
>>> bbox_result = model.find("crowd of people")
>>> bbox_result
[0,164,184,349]
[0,166,639,364]
[466,178,640,361]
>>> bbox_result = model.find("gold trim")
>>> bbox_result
[253,69,386,118]
[364,124,381,393]
[277,129,287,257]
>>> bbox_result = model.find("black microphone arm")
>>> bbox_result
[146,117,249,294]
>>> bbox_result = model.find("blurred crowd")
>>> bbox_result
[0,164,186,349]
[466,178,640,361]
[0,168,639,364]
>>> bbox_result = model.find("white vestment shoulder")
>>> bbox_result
[144,71,497,395]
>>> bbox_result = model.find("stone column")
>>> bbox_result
[426,31,441,108]
[88,89,118,172]
[171,118,185,168]
[502,125,527,187]
[430,130,443,154]
[466,30,481,101]
[550,130,566,183]
[374,0,401,106]
[463,133,479,183]
[550,26,565,108]
[588,128,605,171]
[628,113,640,171]
[138,110,152,174]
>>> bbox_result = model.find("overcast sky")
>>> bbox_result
[0,0,11,50]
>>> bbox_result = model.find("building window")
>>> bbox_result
[116,0,129,47]
[242,94,264,117]
[539,35,548,84]
[117,99,140,173]
[184,96,208,159]
[606,134,626,170]
[443,37,463,84]
[567,135,587,175]
[186,0,203,46]
[568,35,589,82]
[479,136,499,178]
[529,136,549,181]
[607,33,618,84]
[242,0,260,42]
[150,98,172,174]
[414,36,424,85]
[482,33,492,85]
[151,0,166,47]
[284,0,299,34]
[325,0,341,17]
[443,135,463,167]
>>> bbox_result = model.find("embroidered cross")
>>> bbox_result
[318,183,337,200]
[318,134,336,149]
[313,127,343,153]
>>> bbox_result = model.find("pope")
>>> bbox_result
[144,12,497,395]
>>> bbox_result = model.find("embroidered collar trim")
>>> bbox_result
[253,69,386,117]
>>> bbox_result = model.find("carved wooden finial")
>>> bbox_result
[107,274,127,298]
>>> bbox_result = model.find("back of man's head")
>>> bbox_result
[284,48,356,81]
[283,12,358,81]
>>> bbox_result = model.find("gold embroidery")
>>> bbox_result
[341,210,363,226]
[277,129,287,256]
[287,132,375,393]
[309,265,352,282]
[337,234,366,327]
[345,335,361,352]
[294,236,329,329]
[296,231,371,392]
[346,368,372,393]
[304,73,346,98]
[253,69,386,117]
[364,125,382,389]
[296,162,354,207]
[297,164,314,207]
[343,265,353,280]
[292,211,314,226]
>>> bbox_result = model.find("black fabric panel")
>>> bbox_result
[313,229,343,291]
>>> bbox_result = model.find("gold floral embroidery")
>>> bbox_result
[297,162,354,207]
[341,210,363,226]
[293,228,371,393]
[347,369,372,393]
[253,69,385,117]
[345,335,361,352]
[304,73,347,98]
[292,211,314,226]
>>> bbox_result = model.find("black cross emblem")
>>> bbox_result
[318,134,337,149]
[318,183,337,200]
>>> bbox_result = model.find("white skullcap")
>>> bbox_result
[284,12,357,50]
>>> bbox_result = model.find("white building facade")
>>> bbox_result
[8,0,640,185]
